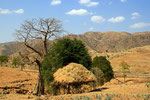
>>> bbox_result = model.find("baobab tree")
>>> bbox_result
[16,18,64,95]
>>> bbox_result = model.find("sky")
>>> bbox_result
[0,0,150,43]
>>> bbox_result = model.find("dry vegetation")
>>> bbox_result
[89,45,150,75]
[110,46,150,74]
[53,63,96,84]
[0,67,149,100]
[1,40,150,99]
[0,45,150,99]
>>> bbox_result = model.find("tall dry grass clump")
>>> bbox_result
[53,63,96,84]
[53,63,96,94]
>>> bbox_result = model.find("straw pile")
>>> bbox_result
[53,63,97,84]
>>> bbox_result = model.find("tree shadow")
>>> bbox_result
[90,87,108,92]
[125,79,134,83]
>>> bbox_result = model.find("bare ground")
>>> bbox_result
[0,67,150,100]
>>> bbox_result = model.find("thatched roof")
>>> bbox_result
[53,63,97,84]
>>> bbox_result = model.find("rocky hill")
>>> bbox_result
[0,42,24,55]
[0,31,150,55]
[67,31,150,52]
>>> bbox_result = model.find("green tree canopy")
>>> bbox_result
[42,38,92,86]
[92,56,114,82]
[90,67,104,86]
[0,55,9,66]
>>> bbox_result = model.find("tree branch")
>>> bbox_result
[24,42,42,57]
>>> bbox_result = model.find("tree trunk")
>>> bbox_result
[34,59,45,96]
[20,66,23,71]
[67,84,71,94]
[124,76,125,83]
[0,62,2,67]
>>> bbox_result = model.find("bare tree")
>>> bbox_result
[16,18,64,95]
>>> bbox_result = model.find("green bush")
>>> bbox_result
[49,38,92,69]
[48,81,61,95]
[91,67,104,86]
[0,55,9,66]
[145,82,150,90]
[92,56,114,82]
[42,38,92,93]
[42,53,60,86]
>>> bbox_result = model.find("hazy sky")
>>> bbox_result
[0,0,150,43]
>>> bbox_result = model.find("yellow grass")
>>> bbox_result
[53,63,96,84]
[89,45,150,74]
[0,66,149,100]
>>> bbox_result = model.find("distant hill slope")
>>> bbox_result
[0,42,24,55]
[0,31,150,55]
[110,46,150,74]
[67,31,150,52]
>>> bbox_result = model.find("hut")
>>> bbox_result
[53,63,97,94]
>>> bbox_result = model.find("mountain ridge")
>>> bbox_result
[1,31,150,55]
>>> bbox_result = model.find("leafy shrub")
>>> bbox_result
[49,81,61,95]
[90,67,104,86]
[42,38,92,94]
[104,93,112,100]
[51,38,92,69]
[145,82,150,90]
[92,56,114,82]
[119,61,130,83]
[0,55,9,66]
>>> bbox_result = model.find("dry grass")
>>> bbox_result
[110,49,150,74]
[89,45,150,74]
[53,63,96,84]
[0,67,149,100]
[1,45,150,99]
[0,67,38,95]
[50,77,150,100]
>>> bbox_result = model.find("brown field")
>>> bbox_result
[110,46,150,74]
[0,67,150,100]
[89,46,150,74]
[0,46,150,100]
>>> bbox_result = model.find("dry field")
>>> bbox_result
[110,46,150,74]
[0,46,150,100]
[89,46,150,74]
[0,67,149,100]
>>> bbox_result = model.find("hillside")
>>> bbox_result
[0,31,150,100]
[0,31,150,55]
[0,42,24,55]
[110,46,150,74]
[67,31,150,52]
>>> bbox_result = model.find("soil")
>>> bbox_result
[0,67,150,100]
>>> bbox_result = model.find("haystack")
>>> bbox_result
[53,63,97,85]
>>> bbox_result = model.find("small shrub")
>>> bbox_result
[134,94,150,100]
[49,81,61,95]
[91,56,114,82]
[119,61,130,83]
[145,83,150,90]
[104,93,111,100]
[90,67,104,86]
[0,55,9,66]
